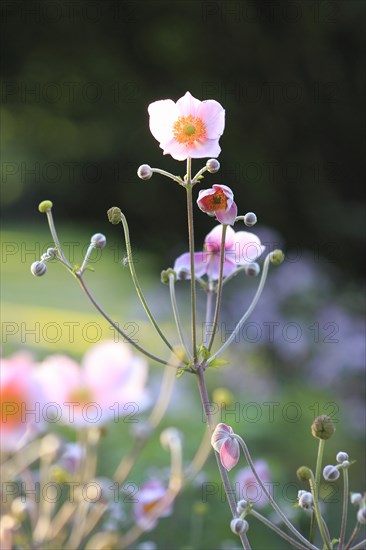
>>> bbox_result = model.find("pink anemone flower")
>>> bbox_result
[35,341,148,428]
[133,480,173,531]
[197,184,237,225]
[148,91,225,161]
[0,352,45,451]
[211,423,240,471]
[235,459,271,508]
[174,224,265,280]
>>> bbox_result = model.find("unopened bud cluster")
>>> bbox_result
[230,517,249,535]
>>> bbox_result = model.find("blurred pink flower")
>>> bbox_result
[148,91,225,161]
[235,459,271,508]
[35,341,148,427]
[197,184,237,225]
[134,480,173,531]
[211,423,240,471]
[174,224,265,280]
[0,352,44,451]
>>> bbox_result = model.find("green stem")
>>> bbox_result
[207,253,271,364]
[191,165,208,184]
[308,472,332,550]
[119,211,177,357]
[76,274,180,368]
[204,285,214,347]
[345,523,361,550]
[45,209,72,268]
[349,540,366,550]
[310,438,325,543]
[185,159,197,363]
[339,467,349,549]
[249,509,311,550]
[168,274,192,358]
[196,366,251,550]
[207,224,227,352]
[234,434,318,550]
[151,167,183,184]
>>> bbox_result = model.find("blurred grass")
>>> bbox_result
[1,224,365,549]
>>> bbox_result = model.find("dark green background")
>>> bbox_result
[1,0,365,277]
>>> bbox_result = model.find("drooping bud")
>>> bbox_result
[298,491,314,509]
[137,164,153,180]
[30,261,47,276]
[230,518,249,535]
[91,233,107,249]
[296,466,312,482]
[206,158,220,173]
[38,200,53,213]
[357,507,366,525]
[350,493,363,506]
[323,465,340,481]
[107,207,122,225]
[311,415,336,440]
[336,452,349,463]
[161,268,176,285]
[236,499,249,514]
[269,249,285,265]
[47,248,57,258]
[244,212,257,227]
[244,262,260,277]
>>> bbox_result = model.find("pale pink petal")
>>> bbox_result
[197,100,225,138]
[197,187,216,213]
[204,225,235,252]
[148,99,177,146]
[161,138,192,161]
[212,184,234,203]
[176,91,202,117]
[211,422,234,452]
[36,355,81,405]
[216,201,237,225]
[234,232,265,264]
[220,438,240,471]
[173,252,208,279]
[209,257,237,280]
[188,138,221,159]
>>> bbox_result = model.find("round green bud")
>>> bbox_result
[230,518,249,535]
[244,212,257,227]
[323,464,340,481]
[30,261,47,277]
[311,415,336,440]
[91,233,107,249]
[160,268,176,285]
[38,200,53,213]
[107,207,122,225]
[296,466,312,482]
[206,158,220,173]
[137,164,153,180]
[270,249,285,265]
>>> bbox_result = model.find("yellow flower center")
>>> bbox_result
[143,498,162,515]
[173,115,207,145]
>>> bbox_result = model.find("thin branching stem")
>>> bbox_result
[249,509,311,550]
[207,224,227,352]
[339,467,349,549]
[169,274,192,358]
[185,159,197,363]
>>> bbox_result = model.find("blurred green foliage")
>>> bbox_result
[1,0,365,277]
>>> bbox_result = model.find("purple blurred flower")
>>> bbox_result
[133,480,173,531]
[235,459,271,508]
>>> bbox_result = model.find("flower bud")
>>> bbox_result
[47,248,57,258]
[236,499,249,514]
[357,506,366,525]
[161,268,176,285]
[296,466,312,482]
[206,159,220,173]
[270,249,285,265]
[311,415,335,440]
[350,493,363,506]
[160,428,182,450]
[137,164,153,180]
[323,465,340,481]
[341,460,350,469]
[336,452,349,463]
[91,233,107,249]
[30,261,47,277]
[244,262,260,277]
[244,212,257,227]
[298,491,314,509]
[230,518,249,535]
[38,200,53,213]
[107,207,122,224]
